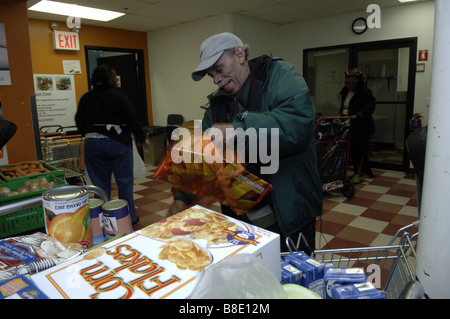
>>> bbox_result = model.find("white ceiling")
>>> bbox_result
[26,0,431,32]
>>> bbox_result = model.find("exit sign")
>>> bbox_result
[53,30,80,51]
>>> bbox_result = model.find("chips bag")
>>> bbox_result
[153,129,272,215]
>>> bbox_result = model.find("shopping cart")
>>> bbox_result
[282,221,420,299]
[314,116,354,198]
[40,126,85,184]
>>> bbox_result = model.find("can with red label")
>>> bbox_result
[102,199,133,239]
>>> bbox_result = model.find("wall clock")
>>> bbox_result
[352,17,367,35]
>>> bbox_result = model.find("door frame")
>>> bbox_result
[84,45,148,127]
[303,37,417,172]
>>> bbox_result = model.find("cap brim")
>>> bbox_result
[191,50,224,81]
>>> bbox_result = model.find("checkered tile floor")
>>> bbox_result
[115,165,420,252]
[318,169,419,250]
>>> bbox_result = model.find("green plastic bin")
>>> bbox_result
[0,160,65,182]
[0,174,68,238]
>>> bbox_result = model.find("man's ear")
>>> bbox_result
[234,46,246,63]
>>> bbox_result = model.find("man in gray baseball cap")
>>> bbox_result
[171,32,323,254]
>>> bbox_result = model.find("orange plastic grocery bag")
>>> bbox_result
[153,131,272,215]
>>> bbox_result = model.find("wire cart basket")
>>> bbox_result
[282,221,419,299]
[314,116,354,198]
[40,126,85,184]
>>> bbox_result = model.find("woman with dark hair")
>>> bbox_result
[75,65,145,224]
[339,69,376,184]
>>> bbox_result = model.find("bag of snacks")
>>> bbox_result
[154,131,272,215]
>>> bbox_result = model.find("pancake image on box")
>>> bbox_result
[89,198,105,245]
[102,199,133,239]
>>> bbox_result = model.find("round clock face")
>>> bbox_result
[352,18,367,34]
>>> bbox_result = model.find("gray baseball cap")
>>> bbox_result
[191,32,244,81]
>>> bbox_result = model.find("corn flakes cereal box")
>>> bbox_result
[30,205,280,299]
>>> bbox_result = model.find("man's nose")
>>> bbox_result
[212,74,221,86]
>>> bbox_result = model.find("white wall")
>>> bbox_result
[147,13,279,126]
[148,1,435,126]
[280,1,435,126]
[147,15,226,126]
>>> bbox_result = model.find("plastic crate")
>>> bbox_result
[0,174,68,238]
[0,160,65,183]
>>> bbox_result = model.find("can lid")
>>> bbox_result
[102,199,128,211]
[42,186,88,201]
[89,198,104,209]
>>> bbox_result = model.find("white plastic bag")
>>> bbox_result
[132,137,146,179]
[188,254,287,299]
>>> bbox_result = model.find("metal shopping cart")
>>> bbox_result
[40,126,85,184]
[314,116,354,198]
[282,221,420,299]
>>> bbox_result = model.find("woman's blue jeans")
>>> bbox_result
[84,138,137,223]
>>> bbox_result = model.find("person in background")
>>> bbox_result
[339,69,376,184]
[406,125,427,216]
[75,64,145,224]
[168,32,323,253]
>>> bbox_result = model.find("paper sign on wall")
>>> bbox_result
[0,23,11,86]
[63,60,82,74]
[33,74,77,131]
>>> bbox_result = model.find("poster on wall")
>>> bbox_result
[0,23,12,86]
[33,74,77,131]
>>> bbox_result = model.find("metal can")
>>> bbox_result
[102,199,133,239]
[42,186,92,249]
[89,198,105,245]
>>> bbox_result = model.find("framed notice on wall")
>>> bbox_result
[0,23,12,86]
[33,74,77,131]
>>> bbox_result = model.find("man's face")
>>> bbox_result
[207,47,249,95]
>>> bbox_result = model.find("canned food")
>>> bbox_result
[102,199,133,239]
[89,198,105,245]
[42,186,92,249]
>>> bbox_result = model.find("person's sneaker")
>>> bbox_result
[351,174,364,184]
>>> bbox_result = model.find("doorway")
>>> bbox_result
[84,46,148,127]
[304,38,417,172]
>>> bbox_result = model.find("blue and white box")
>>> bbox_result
[324,267,367,299]
[284,253,325,298]
[0,275,49,299]
[331,282,385,299]
[281,260,303,285]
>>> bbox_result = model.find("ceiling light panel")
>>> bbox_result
[28,1,125,22]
